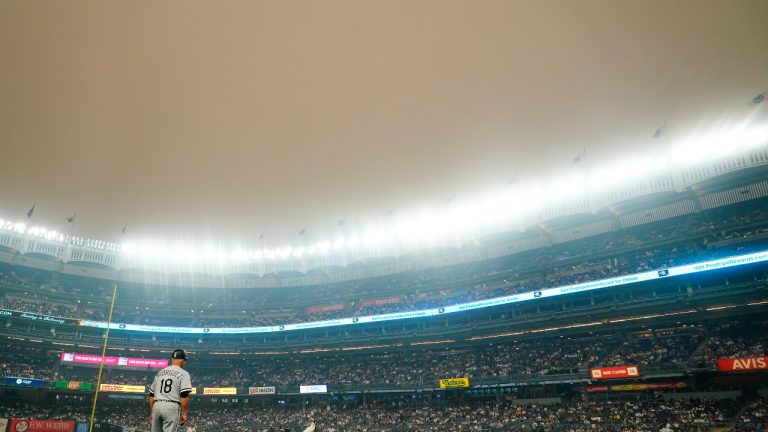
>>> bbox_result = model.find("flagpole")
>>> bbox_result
[26,203,36,220]
[68,212,77,241]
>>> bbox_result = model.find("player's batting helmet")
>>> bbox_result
[172,348,188,360]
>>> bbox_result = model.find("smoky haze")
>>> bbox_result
[0,0,766,245]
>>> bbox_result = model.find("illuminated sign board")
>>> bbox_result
[716,356,768,372]
[299,385,327,394]
[248,387,276,395]
[590,366,640,380]
[587,381,686,392]
[66,249,768,334]
[60,352,168,368]
[4,377,45,388]
[54,381,94,391]
[99,384,146,393]
[0,309,79,326]
[439,378,470,389]
[202,387,237,395]
[9,419,75,432]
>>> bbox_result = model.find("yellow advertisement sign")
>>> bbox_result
[203,387,237,395]
[100,384,146,393]
[439,377,469,389]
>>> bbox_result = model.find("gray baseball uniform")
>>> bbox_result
[150,365,192,432]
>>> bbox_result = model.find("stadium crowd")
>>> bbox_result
[1,201,768,329]
[47,329,707,388]
[1,395,760,431]
[703,320,768,361]
[11,318,761,390]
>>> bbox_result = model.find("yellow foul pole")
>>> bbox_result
[89,283,118,432]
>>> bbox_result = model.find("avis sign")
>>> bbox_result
[716,356,768,372]
[589,366,640,380]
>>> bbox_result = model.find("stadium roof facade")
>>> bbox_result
[0,141,767,286]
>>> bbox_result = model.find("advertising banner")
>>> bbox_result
[75,423,89,432]
[439,378,470,389]
[586,386,610,393]
[586,381,687,392]
[99,384,146,393]
[9,419,75,432]
[202,387,237,395]
[0,418,8,432]
[360,297,402,308]
[76,249,768,335]
[0,309,79,326]
[299,385,327,394]
[3,377,45,388]
[60,353,167,369]
[54,381,93,391]
[248,387,276,395]
[306,304,344,314]
[589,366,640,380]
[716,356,768,372]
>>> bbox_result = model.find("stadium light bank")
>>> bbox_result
[2,123,767,265]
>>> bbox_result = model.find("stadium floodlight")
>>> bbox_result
[333,237,346,250]
[230,249,248,262]
[362,228,387,248]
[276,247,292,259]
[2,120,765,267]
[669,124,768,167]
[317,241,332,254]
[512,185,543,213]
[121,243,134,254]
[346,235,360,249]
[546,175,585,200]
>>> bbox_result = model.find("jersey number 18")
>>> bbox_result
[160,378,173,393]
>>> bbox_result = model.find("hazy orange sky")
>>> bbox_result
[1,0,767,245]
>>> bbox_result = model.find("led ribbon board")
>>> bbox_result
[300,385,327,394]
[71,249,768,334]
[60,352,168,368]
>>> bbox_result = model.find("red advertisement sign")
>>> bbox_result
[360,296,402,308]
[716,356,768,372]
[306,304,345,314]
[10,419,74,432]
[585,386,609,393]
[589,365,640,380]
[60,352,167,369]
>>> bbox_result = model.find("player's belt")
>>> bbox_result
[156,400,181,404]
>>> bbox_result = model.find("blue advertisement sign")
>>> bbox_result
[76,422,90,432]
[3,377,44,388]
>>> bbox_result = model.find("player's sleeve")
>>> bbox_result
[149,375,157,397]
[180,371,192,398]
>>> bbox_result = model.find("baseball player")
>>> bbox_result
[149,348,193,432]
